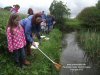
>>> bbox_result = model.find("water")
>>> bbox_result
[60,32,99,75]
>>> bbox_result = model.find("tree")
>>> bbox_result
[96,0,100,9]
[77,7,100,31]
[49,0,70,30]
[4,6,12,11]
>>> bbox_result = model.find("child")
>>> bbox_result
[10,4,20,14]
[40,19,47,35]
[6,14,30,68]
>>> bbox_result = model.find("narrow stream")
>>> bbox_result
[60,32,99,75]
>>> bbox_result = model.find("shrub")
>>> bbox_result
[65,19,81,31]
[77,7,100,31]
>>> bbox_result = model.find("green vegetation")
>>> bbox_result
[0,10,10,53]
[76,1,100,68]
[77,6,100,31]
[0,10,62,75]
[49,0,70,31]
[65,19,81,31]
[78,30,100,68]
[96,0,100,9]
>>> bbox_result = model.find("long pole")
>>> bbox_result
[31,46,62,70]
[37,47,56,64]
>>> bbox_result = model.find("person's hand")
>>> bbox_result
[32,42,36,47]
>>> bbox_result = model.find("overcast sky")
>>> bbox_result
[0,0,98,18]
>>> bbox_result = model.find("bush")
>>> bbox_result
[49,0,70,31]
[0,10,10,53]
[65,19,81,31]
[77,7,100,31]
[4,6,12,11]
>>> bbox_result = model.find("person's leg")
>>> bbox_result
[26,42,32,55]
[48,25,50,34]
[36,32,42,44]
[20,47,30,66]
[13,50,20,67]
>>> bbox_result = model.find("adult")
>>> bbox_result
[27,8,34,16]
[31,13,42,43]
[46,14,53,33]
[41,11,46,20]
[20,13,42,55]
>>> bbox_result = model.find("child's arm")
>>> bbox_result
[7,28,13,52]
[20,19,26,28]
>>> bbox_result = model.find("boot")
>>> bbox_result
[26,44,32,55]
[23,60,31,65]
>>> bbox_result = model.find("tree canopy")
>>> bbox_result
[49,0,70,30]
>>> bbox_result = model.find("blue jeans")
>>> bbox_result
[13,47,26,66]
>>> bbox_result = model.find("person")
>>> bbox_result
[46,14,53,33]
[10,4,20,14]
[20,13,42,55]
[52,15,56,28]
[20,8,34,56]
[41,11,46,20]
[31,13,42,44]
[6,14,30,68]
[40,19,47,35]
[27,8,34,16]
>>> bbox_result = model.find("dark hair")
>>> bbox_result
[31,13,42,25]
[28,8,34,15]
[15,4,20,8]
[6,14,19,33]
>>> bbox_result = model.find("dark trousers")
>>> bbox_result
[25,42,32,55]
[13,47,26,67]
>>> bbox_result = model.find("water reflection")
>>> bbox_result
[60,32,99,75]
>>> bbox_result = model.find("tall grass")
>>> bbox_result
[78,30,100,67]
[0,10,10,53]
[65,19,81,32]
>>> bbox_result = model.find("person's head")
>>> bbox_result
[32,13,42,25]
[7,14,20,28]
[27,8,34,15]
[15,4,20,10]
[42,11,44,14]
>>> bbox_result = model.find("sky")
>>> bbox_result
[0,0,98,18]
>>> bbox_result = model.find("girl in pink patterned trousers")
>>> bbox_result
[6,14,30,68]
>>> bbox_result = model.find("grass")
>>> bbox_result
[65,19,81,31]
[0,10,62,75]
[78,30,100,68]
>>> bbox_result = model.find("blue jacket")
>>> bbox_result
[20,15,34,43]
[46,16,53,26]
[41,14,46,20]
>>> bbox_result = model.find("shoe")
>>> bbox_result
[23,60,31,65]
[26,45,32,56]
